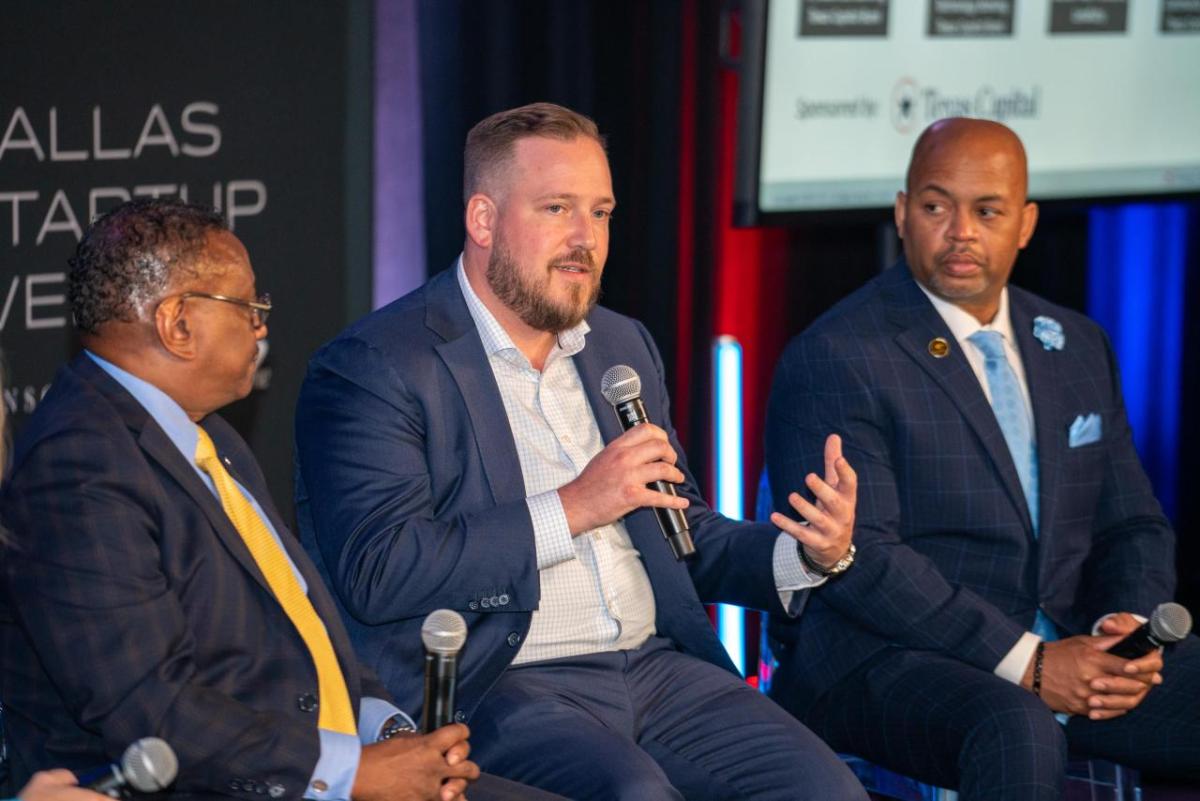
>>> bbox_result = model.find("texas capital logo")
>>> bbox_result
[891,77,918,133]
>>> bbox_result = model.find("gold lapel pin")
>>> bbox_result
[928,337,950,358]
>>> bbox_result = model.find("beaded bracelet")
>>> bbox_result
[1032,641,1046,696]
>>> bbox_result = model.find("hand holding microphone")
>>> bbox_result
[555,366,694,560]
[18,771,108,801]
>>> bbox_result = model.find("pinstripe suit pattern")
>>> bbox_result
[0,355,384,801]
[764,262,1198,795]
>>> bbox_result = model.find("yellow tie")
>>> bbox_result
[194,427,356,735]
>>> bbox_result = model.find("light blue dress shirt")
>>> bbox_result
[87,352,408,801]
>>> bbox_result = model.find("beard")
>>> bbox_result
[485,241,601,334]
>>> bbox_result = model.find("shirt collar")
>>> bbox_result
[86,350,202,463]
[917,282,1016,348]
[455,255,590,366]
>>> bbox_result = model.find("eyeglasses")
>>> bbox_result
[178,291,273,328]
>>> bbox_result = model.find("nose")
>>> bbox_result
[947,206,977,241]
[568,212,598,251]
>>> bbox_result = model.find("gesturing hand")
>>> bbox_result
[558,424,689,536]
[770,434,857,570]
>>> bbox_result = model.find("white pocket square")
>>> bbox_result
[1069,413,1102,447]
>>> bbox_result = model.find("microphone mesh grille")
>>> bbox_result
[1149,602,1193,643]
[421,609,468,655]
[600,365,641,406]
[123,737,178,792]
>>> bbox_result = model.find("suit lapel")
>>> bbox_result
[1009,290,1065,547]
[883,268,1035,533]
[74,357,276,595]
[137,423,275,596]
[426,267,526,506]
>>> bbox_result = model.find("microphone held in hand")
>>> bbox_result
[600,365,695,561]
[79,737,178,797]
[1108,602,1193,659]
[421,609,468,732]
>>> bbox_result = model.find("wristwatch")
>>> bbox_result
[799,542,856,578]
[378,715,417,740]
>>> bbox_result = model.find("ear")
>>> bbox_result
[464,193,497,249]
[1017,201,1039,249]
[893,191,908,239]
[154,296,197,359]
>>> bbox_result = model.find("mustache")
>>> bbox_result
[549,249,596,270]
[937,249,982,265]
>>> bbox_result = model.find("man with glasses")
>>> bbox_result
[0,198,493,801]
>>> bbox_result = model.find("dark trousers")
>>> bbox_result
[473,772,573,801]
[774,635,1200,801]
[468,638,867,801]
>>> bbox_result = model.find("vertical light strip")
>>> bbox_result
[713,335,745,675]
[373,0,427,309]
[1087,203,1186,518]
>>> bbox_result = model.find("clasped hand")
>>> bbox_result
[1025,613,1164,720]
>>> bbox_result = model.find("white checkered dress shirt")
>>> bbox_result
[456,260,822,664]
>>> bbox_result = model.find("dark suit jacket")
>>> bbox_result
[764,262,1175,711]
[294,266,786,720]
[0,355,387,800]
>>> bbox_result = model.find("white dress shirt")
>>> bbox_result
[456,259,823,665]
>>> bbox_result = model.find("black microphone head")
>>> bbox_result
[421,609,468,656]
[121,737,178,792]
[1149,602,1193,644]
[600,365,640,406]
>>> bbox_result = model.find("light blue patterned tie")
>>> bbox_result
[968,330,1057,642]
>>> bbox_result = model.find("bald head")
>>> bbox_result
[906,118,1029,200]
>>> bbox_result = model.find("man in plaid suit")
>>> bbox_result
[0,198,490,801]
[764,118,1200,799]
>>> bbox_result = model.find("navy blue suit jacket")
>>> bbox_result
[294,266,786,721]
[0,355,386,800]
[764,263,1175,710]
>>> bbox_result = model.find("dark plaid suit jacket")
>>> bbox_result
[0,354,388,800]
[764,262,1175,713]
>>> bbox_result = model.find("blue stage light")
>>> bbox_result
[713,336,746,675]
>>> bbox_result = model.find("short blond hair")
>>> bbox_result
[463,102,603,203]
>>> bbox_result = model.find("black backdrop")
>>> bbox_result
[0,1,373,510]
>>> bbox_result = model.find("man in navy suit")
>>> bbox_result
[765,118,1200,799]
[0,198,489,801]
[294,102,866,801]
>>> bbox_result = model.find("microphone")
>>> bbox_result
[599,365,695,561]
[1108,602,1193,659]
[80,737,178,797]
[421,609,467,732]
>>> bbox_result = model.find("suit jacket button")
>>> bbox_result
[498,594,509,605]
[480,598,490,609]
[268,785,286,798]
[454,710,466,723]
[506,632,521,647]
[468,600,479,611]
[297,692,319,712]
[489,595,500,606]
